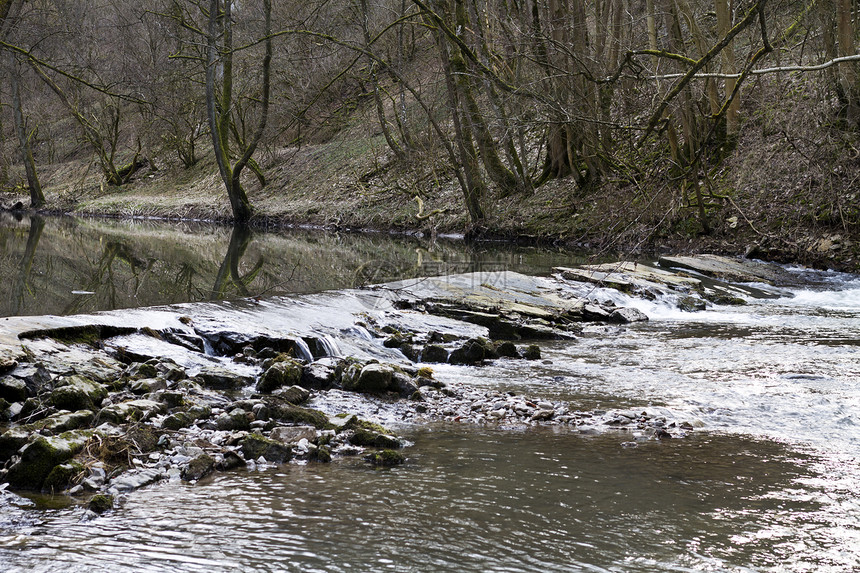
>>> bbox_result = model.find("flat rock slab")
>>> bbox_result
[657,255,801,286]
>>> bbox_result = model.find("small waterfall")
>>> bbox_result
[293,338,314,362]
[318,334,342,358]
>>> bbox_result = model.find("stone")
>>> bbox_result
[449,338,498,365]
[194,366,252,391]
[161,411,196,431]
[123,362,159,381]
[43,461,85,493]
[130,378,168,395]
[0,377,28,402]
[522,345,541,360]
[97,399,166,424]
[274,385,310,405]
[608,307,649,323]
[270,425,317,444]
[301,359,338,389]
[365,449,405,467]
[240,434,292,464]
[421,345,449,363]
[38,409,95,433]
[348,429,401,449]
[256,359,303,394]
[495,341,520,358]
[392,372,419,398]
[344,363,394,394]
[181,453,215,481]
[7,364,51,396]
[216,408,253,431]
[5,430,92,490]
[50,375,108,412]
[87,494,114,514]
[108,468,162,493]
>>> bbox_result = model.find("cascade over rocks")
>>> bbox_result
[1,259,790,503]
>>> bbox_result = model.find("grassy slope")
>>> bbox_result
[5,72,860,273]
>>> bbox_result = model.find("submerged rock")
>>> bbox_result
[365,449,405,467]
[181,453,215,481]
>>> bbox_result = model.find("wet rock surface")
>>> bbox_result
[0,256,797,506]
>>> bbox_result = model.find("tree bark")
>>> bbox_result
[9,58,44,208]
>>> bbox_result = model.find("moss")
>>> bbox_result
[416,366,434,379]
[42,461,85,493]
[342,417,391,436]
[88,494,114,514]
[365,449,404,467]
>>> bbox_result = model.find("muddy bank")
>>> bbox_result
[0,255,817,514]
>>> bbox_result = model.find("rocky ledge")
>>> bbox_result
[0,254,804,513]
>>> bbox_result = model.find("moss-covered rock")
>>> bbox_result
[130,378,168,395]
[495,341,520,358]
[240,433,292,464]
[263,396,332,429]
[256,359,303,394]
[38,409,95,433]
[97,399,166,424]
[0,426,32,461]
[43,461,85,493]
[343,363,394,394]
[215,408,253,431]
[123,362,159,381]
[365,449,405,467]
[161,411,196,431]
[181,453,215,481]
[521,345,541,360]
[421,344,449,363]
[274,385,310,405]
[88,494,114,514]
[5,430,92,490]
[50,375,108,412]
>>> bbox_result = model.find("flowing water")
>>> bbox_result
[1,216,859,572]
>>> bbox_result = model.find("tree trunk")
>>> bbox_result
[206,0,254,224]
[9,59,44,208]
[837,0,859,122]
[438,32,485,224]
[715,0,739,137]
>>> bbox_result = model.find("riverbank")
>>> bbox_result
[3,107,859,275]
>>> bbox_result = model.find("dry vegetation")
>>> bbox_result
[1,0,860,270]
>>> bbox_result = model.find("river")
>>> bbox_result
[0,215,858,572]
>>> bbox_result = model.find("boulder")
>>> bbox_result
[344,363,394,394]
[256,359,303,394]
[50,375,108,412]
[181,453,215,481]
[495,341,520,358]
[193,366,252,391]
[43,461,85,493]
[449,338,498,365]
[5,430,93,490]
[240,433,292,464]
[270,425,317,445]
[274,385,310,405]
[0,377,28,402]
[215,408,253,431]
[300,359,338,389]
[421,345,449,363]
[97,399,166,424]
[123,362,159,381]
[365,449,405,467]
[608,307,649,324]
[521,345,541,360]
[130,378,168,395]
